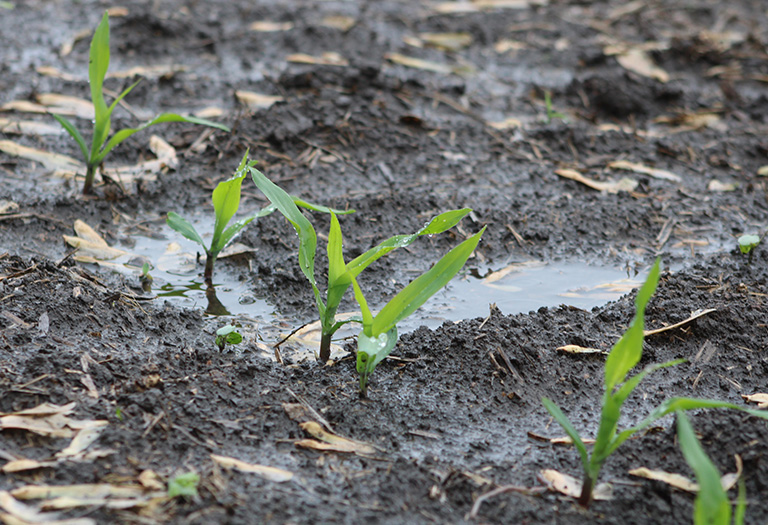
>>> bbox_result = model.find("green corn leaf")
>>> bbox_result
[417,208,472,235]
[294,198,354,215]
[676,411,731,525]
[612,358,686,408]
[356,326,398,393]
[541,398,590,472]
[327,214,346,286]
[372,226,485,336]
[351,275,374,331]
[604,259,660,392]
[211,153,251,250]
[735,478,746,525]
[166,212,205,248]
[96,113,229,163]
[167,472,199,499]
[218,216,257,253]
[89,12,110,124]
[52,114,89,160]
[346,209,473,278]
[250,167,317,285]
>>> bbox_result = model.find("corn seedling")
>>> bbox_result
[542,259,768,507]
[737,234,760,264]
[139,262,152,293]
[168,153,346,288]
[167,472,199,499]
[53,12,229,194]
[250,167,476,364]
[544,90,567,123]
[167,152,263,287]
[350,221,485,395]
[676,411,746,525]
[216,325,242,351]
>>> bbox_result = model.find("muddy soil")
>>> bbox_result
[2,0,768,523]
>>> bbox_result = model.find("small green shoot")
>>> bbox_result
[544,90,567,123]
[216,325,242,351]
[139,262,153,293]
[53,12,229,194]
[676,411,741,525]
[115,406,123,421]
[542,259,768,507]
[250,166,474,364]
[351,224,485,396]
[737,234,760,264]
[167,472,199,499]
[167,152,261,287]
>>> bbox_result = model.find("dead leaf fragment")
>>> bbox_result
[629,467,698,492]
[488,117,522,130]
[742,393,768,409]
[0,402,105,439]
[418,32,473,51]
[235,91,284,110]
[708,179,737,192]
[0,118,64,136]
[287,52,349,67]
[63,220,127,261]
[211,454,294,482]
[384,52,471,76]
[494,39,526,53]
[610,47,669,82]
[631,456,742,493]
[321,16,356,31]
[608,160,681,182]
[538,469,612,500]
[644,308,716,336]
[249,20,294,32]
[555,169,638,193]
[36,94,94,119]
[0,141,83,171]
[433,0,548,13]
[757,166,768,177]
[297,421,376,455]
[556,345,605,354]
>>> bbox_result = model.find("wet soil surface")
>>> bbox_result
[2,0,768,523]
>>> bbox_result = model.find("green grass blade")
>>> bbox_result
[541,398,590,472]
[166,212,205,248]
[676,411,731,525]
[96,113,229,163]
[52,114,89,160]
[346,209,473,278]
[372,227,485,335]
[604,259,660,392]
[250,167,317,285]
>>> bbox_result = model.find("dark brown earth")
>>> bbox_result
[2,0,768,523]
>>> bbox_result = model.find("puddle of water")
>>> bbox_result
[396,261,644,332]
[116,218,645,360]
[127,219,273,318]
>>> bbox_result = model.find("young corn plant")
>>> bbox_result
[349,220,485,396]
[167,153,262,288]
[168,152,345,287]
[676,411,746,525]
[250,167,477,364]
[542,259,768,507]
[54,12,229,194]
